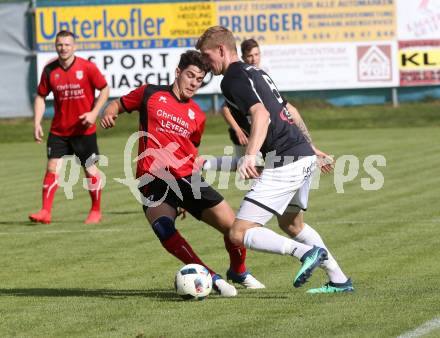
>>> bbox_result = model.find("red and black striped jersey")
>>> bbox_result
[38,56,107,136]
[121,84,206,179]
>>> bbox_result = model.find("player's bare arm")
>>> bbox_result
[286,102,313,144]
[286,102,333,173]
[79,85,110,127]
[33,94,46,143]
[221,104,248,146]
[100,99,124,129]
[238,103,269,179]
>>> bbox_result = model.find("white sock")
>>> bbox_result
[243,227,312,260]
[294,223,348,283]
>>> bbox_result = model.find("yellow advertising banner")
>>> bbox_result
[399,40,440,86]
[35,1,396,51]
[35,2,216,50]
[399,49,440,70]
[217,0,396,44]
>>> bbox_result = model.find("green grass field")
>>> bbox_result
[1,104,440,337]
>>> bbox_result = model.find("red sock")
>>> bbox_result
[224,235,247,274]
[42,171,58,212]
[162,231,215,276]
[86,173,102,212]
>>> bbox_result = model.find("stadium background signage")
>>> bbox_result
[35,3,215,51]
[397,0,440,86]
[35,1,395,48]
[399,40,440,86]
[35,0,439,95]
[217,0,395,45]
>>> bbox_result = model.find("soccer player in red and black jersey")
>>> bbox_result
[29,30,109,224]
[100,50,265,297]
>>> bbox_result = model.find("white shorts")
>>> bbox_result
[236,155,316,225]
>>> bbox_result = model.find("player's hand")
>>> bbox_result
[312,145,334,174]
[235,128,248,146]
[34,124,44,143]
[238,155,260,179]
[177,207,187,220]
[100,110,118,129]
[79,112,97,128]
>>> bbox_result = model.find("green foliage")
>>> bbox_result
[1,125,440,337]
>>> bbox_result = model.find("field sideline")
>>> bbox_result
[1,110,440,336]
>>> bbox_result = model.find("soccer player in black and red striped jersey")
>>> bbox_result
[100,50,265,297]
[29,30,109,224]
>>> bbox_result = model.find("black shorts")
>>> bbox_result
[47,133,99,167]
[139,173,224,220]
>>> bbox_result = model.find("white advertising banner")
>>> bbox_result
[37,48,222,97]
[397,0,440,86]
[397,0,440,40]
[261,42,399,91]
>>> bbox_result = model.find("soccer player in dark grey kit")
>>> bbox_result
[197,26,353,293]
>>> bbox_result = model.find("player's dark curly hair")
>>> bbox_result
[178,50,210,74]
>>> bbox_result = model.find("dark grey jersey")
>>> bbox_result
[221,61,314,167]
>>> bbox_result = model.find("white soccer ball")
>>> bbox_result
[174,264,212,300]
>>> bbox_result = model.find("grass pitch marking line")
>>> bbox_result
[397,317,440,338]
[0,228,127,236]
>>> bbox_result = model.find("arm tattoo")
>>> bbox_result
[296,118,313,144]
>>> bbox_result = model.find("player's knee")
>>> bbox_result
[279,212,303,235]
[291,213,304,231]
[151,216,176,242]
[47,159,60,173]
[228,227,245,246]
[84,164,98,176]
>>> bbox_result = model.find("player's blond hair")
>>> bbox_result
[196,26,237,53]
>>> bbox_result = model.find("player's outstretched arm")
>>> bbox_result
[33,95,46,143]
[100,99,124,129]
[79,85,110,127]
[220,104,248,145]
[285,102,333,173]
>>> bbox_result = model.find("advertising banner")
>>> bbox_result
[399,40,440,86]
[218,0,395,45]
[36,48,222,96]
[35,0,401,94]
[397,0,440,41]
[397,0,440,86]
[262,41,398,91]
[35,3,215,51]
